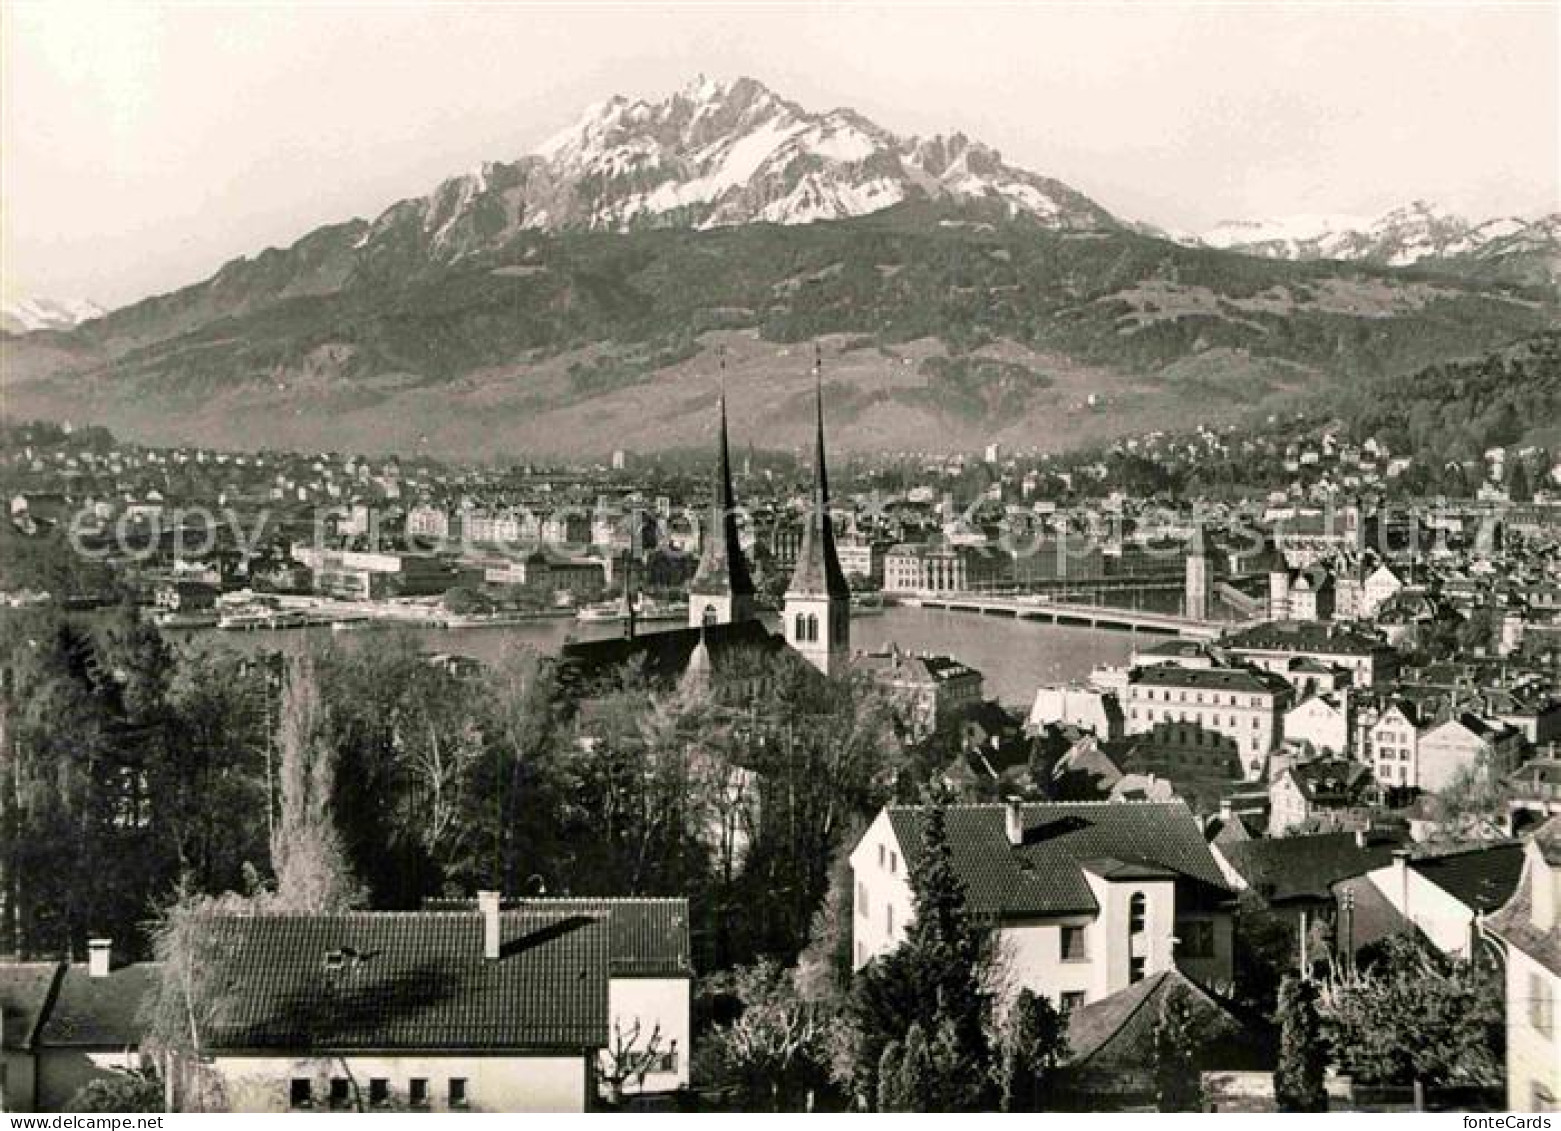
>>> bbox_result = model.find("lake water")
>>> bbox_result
[168,606,1137,708]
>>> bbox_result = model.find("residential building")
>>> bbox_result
[849,800,1236,1008]
[1417,714,1526,795]
[33,941,155,1112]
[203,902,611,1112]
[1027,684,1125,742]
[1267,758,1375,835]
[291,547,457,600]
[1368,700,1428,790]
[1286,569,1335,622]
[0,963,68,1111]
[1483,819,1561,1112]
[1284,693,1350,757]
[1222,622,1399,688]
[1360,564,1405,618]
[1123,665,1291,781]
[858,646,984,740]
[835,539,890,587]
[883,542,1005,594]
[1339,843,1525,961]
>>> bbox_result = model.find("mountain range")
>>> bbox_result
[1,297,107,336]
[3,76,1557,457]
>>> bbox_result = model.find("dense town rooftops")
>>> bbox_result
[202,910,610,1051]
[1222,621,1392,656]
[884,801,1233,920]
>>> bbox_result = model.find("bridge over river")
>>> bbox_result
[896,593,1228,640]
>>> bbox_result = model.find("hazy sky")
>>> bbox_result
[3,1,1558,309]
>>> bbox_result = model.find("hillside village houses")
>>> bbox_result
[849,801,1236,1009]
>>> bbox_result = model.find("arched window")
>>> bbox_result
[702,604,718,626]
[1128,892,1146,935]
[794,613,806,641]
[806,614,819,643]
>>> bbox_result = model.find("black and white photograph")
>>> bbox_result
[1,0,1558,1115]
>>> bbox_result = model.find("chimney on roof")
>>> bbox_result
[477,890,501,961]
[1004,798,1024,846]
[88,937,112,978]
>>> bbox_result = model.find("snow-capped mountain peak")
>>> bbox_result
[1,296,106,335]
[350,75,1118,263]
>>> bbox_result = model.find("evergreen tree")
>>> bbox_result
[1274,975,1328,1111]
[876,1039,905,1112]
[1151,985,1206,1112]
[1000,988,1069,1111]
[894,1023,934,1112]
[848,794,996,1109]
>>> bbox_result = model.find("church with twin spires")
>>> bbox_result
[558,353,850,692]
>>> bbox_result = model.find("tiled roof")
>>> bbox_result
[0,962,62,1050]
[1066,968,1264,1070]
[558,619,785,693]
[205,910,610,1052]
[1221,831,1407,904]
[885,801,1232,920]
[1285,759,1373,804]
[1409,842,1525,913]
[38,963,160,1048]
[1130,665,1289,695]
[1485,884,1561,979]
[512,898,691,978]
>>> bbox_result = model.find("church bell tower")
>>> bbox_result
[784,348,851,677]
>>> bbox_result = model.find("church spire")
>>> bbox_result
[688,357,756,627]
[788,345,850,600]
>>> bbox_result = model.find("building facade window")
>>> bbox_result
[289,1080,313,1109]
[369,1079,390,1108]
[857,881,869,918]
[1530,971,1554,1038]
[448,1079,469,1110]
[1128,892,1146,934]
[1060,925,1088,961]
[409,1079,429,1109]
[1061,991,1086,1012]
[1129,956,1146,984]
[328,1078,350,1110]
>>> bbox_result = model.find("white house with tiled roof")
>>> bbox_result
[1484,818,1561,1112]
[202,901,612,1112]
[849,801,1235,1012]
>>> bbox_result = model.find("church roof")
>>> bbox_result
[787,362,850,600]
[689,392,756,600]
[558,619,785,695]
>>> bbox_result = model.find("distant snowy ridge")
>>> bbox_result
[1,296,107,335]
[1189,201,1560,268]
